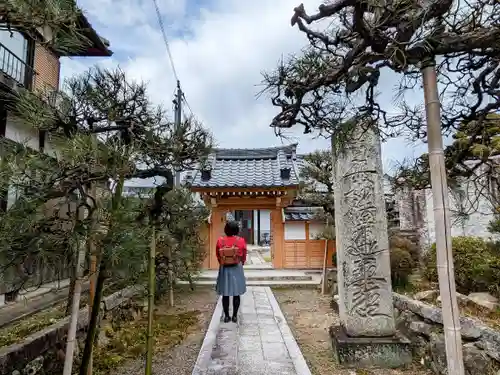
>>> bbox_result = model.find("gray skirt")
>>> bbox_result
[215,263,247,296]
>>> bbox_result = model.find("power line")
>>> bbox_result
[152,0,196,122]
[182,93,194,118]
[151,0,179,83]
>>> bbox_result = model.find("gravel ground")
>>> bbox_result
[273,288,433,375]
[111,287,217,375]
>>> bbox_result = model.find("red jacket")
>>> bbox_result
[216,236,247,265]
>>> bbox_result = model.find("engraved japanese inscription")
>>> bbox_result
[341,170,390,319]
[334,126,396,337]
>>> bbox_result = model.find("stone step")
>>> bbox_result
[178,279,320,288]
[243,264,273,270]
[193,274,313,282]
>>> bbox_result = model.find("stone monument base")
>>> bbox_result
[329,325,412,369]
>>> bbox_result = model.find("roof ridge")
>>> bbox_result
[214,143,298,152]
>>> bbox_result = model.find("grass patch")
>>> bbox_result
[93,310,200,375]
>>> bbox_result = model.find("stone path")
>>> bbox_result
[192,286,311,375]
[245,246,272,269]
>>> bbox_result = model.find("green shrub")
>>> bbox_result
[390,247,415,288]
[389,235,420,263]
[423,236,500,297]
[388,234,419,289]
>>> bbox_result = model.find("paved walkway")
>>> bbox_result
[192,286,311,375]
[245,246,272,269]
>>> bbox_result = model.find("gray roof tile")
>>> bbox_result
[189,144,300,188]
[284,207,323,221]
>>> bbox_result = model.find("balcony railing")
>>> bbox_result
[0,42,36,89]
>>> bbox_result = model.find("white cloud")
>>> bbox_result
[63,0,431,176]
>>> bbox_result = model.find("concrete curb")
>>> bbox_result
[266,287,312,375]
[191,296,223,375]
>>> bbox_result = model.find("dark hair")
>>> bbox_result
[224,221,240,236]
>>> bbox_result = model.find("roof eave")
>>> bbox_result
[189,184,299,192]
[57,12,112,57]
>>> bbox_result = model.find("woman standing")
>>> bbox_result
[215,220,247,323]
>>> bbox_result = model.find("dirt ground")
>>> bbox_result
[111,286,217,375]
[273,288,433,375]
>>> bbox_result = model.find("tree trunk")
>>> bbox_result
[145,227,156,375]
[167,246,174,307]
[86,180,98,375]
[78,260,106,375]
[62,238,86,375]
[87,253,97,375]
[79,176,125,375]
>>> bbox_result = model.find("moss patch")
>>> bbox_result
[0,281,136,348]
[0,308,66,347]
[92,310,200,375]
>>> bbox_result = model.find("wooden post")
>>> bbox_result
[257,209,261,245]
[321,239,329,295]
[305,222,310,268]
[421,57,464,374]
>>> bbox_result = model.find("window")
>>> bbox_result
[0,26,29,83]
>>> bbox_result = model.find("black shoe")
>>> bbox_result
[223,316,231,323]
[231,316,238,323]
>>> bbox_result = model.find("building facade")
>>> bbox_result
[187,144,336,269]
[0,12,112,304]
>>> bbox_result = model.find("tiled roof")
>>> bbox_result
[284,207,323,221]
[188,144,300,189]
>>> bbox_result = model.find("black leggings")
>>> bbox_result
[222,296,240,318]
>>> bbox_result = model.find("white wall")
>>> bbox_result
[253,209,271,245]
[5,115,39,150]
[44,134,58,158]
[260,209,271,230]
[308,222,325,240]
[285,222,306,240]
[422,182,499,248]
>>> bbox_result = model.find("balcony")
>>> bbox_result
[0,42,36,90]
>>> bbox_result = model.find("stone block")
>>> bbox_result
[329,325,412,369]
[463,343,496,375]
[409,321,434,337]
[429,333,447,375]
[414,290,438,302]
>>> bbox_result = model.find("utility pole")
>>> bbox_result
[174,80,182,187]
[421,56,464,375]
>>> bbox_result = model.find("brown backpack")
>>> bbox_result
[218,237,241,266]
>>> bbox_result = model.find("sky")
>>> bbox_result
[61,0,432,181]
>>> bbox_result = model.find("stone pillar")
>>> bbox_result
[395,186,415,230]
[330,126,411,368]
